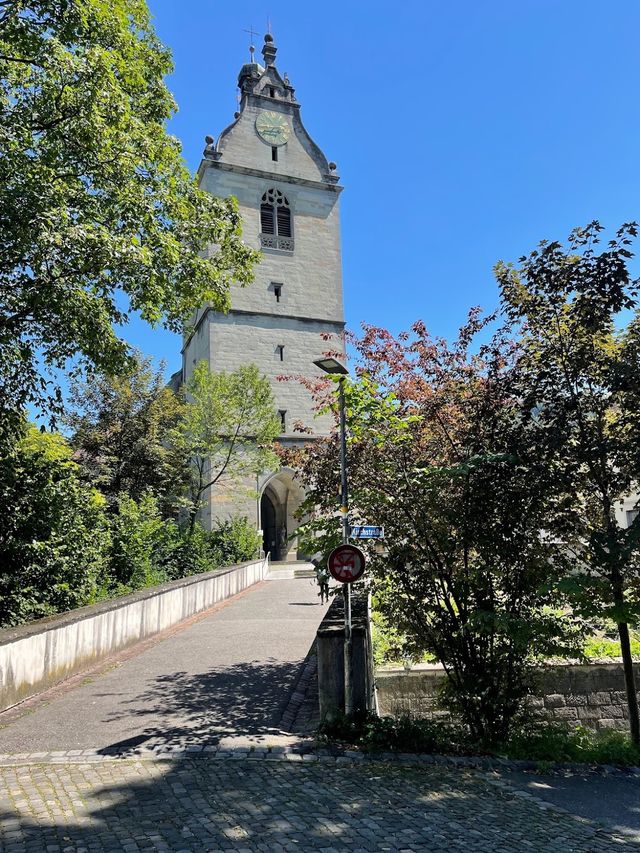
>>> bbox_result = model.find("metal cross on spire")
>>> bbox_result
[243,25,259,62]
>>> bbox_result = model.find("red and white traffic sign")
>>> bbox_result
[327,544,366,583]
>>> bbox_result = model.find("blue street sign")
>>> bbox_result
[350,525,385,540]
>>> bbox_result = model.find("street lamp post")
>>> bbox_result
[313,356,354,715]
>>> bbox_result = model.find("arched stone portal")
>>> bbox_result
[258,468,306,562]
[260,488,280,560]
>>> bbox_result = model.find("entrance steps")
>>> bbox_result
[268,561,317,580]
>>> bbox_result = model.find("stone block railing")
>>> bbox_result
[0,557,268,713]
[316,593,376,721]
[376,662,640,732]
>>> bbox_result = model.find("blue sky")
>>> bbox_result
[135,0,640,374]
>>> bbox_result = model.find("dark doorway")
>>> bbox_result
[261,491,278,560]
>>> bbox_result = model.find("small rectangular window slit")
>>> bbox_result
[276,344,284,362]
[273,283,282,302]
[278,410,287,431]
[271,146,278,161]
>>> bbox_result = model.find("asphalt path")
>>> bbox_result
[0,576,329,754]
[499,768,640,841]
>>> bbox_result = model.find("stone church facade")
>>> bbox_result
[180,33,345,561]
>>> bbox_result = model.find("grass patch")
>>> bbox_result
[583,635,640,659]
[319,712,640,767]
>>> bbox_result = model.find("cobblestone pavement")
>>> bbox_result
[0,754,631,852]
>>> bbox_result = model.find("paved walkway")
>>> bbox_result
[0,577,328,753]
[0,577,636,851]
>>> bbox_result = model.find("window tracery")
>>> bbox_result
[260,189,293,251]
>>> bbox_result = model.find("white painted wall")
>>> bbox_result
[0,558,268,713]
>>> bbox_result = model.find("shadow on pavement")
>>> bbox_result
[0,758,623,852]
[96,658,304,752]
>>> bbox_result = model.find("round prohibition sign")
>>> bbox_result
[327,544,366,583]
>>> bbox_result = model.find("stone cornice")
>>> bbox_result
[197,159,342,193]
[182,307,344,354]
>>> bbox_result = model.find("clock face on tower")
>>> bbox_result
[255,111,290,146]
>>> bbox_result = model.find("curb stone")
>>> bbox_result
[278,641,320,733]
[1,740,639,775]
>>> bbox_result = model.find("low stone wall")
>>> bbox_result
[376,662,640,732]
[0,557,268,713]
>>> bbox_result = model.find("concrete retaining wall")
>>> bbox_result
[317,593,375,721]
[376,662,640,732]
[0,558,268,713]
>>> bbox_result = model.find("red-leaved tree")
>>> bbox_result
[285,313,580,744]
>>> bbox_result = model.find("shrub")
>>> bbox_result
[107,491,168,594]
[320,713,640,767]
[1,428,264,627]
[208,516,261,566]
[157,521,214,581]
[505,724,640,766]
[319,712,462,755]
[371,610,406,667]
[371,608,437,667]
[0,427,110,627]
[106,505,259,597]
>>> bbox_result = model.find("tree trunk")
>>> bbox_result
[188,502,198,535]
[617,618,640,745]
[609,536,639,744]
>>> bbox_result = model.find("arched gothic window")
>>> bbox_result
[260,189,292,238]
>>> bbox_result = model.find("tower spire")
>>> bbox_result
[262,32,277,67]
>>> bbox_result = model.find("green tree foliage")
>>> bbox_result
[0,359,275,628]
[209,516,261,566]
[0,436,265,626]
[0,0,258,438]
[0,424,110,626]
[497,221,640,743]
[107,491,168,593]
[156,521,213,582]
[66,352,187,512]
[288,316,580,744]
[172,362,280,531]
[102,493,261,596]
[105,492,249,595]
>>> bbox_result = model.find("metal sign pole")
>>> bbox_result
[338,376,354,716]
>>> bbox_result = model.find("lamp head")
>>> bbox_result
[313,357,348,376]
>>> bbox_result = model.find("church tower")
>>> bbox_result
[182,33,345,560]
